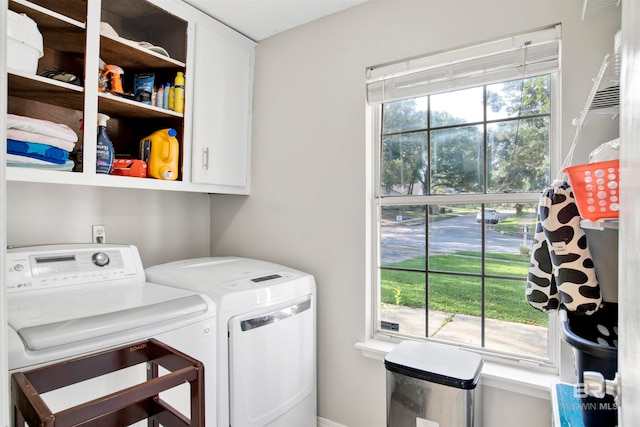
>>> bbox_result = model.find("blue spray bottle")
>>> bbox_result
[96,113,114,174]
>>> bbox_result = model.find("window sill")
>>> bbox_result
[355,339,557,400]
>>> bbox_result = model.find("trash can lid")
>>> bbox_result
[384,340,483,390]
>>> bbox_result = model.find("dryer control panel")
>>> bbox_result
[6,244,145,293]
[225,271,300,291]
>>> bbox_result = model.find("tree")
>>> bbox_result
[486,76,551,192]
[380,75,551,195]
[430,116,483,194]
[381,100,428,195]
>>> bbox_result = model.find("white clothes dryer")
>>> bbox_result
[145,257,316,427]
[6,244,217,426]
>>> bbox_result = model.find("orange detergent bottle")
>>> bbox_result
[140,128,179,180]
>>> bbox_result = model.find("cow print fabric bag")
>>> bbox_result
[525,181,602,315]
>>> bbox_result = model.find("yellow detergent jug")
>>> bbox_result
[140,128,179,180]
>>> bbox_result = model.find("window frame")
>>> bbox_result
[367,48,563,372]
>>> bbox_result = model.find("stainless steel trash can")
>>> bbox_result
[385,341,483,427]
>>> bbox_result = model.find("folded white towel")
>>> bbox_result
[7,154,75,171]
[7,153,56,165]
[7,114,78,143]
[7,129,76,152]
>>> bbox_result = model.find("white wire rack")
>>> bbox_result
[563,54,619,175]
[572,0,621,230]
[581,0,622,20]
[564,54,621,230]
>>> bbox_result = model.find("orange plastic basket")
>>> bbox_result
[564,159,620,221]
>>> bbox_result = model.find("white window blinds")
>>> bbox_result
[366,24,561,104]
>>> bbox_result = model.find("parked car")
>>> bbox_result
[476,209,500,224]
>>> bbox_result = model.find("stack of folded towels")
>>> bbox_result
[6,114,78,171]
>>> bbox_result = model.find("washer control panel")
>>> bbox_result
[6,244,144,293]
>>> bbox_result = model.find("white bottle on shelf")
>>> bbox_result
[156,84,165,108]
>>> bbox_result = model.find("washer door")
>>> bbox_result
[228,295,314,427]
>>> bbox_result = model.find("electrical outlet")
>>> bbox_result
[92,225,106,243]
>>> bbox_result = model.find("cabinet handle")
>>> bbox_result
[203,147,209,170]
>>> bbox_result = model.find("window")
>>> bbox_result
[367,26,561,365]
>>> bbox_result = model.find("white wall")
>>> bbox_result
[7,182,211,265]
[618,0,640,424]
[210,1,620,426]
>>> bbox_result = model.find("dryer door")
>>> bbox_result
[228,295,315,427]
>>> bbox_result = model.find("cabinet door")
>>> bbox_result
[190,20,255,194]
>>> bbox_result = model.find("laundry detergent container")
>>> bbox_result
[7,10,44,74]
[560,303,618,427]
[385,340,483,427]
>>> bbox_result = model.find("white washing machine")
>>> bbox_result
[145,257,316,427]
[6,244,217,425]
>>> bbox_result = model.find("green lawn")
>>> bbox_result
[496,210,537,234]
[381,253,548,326]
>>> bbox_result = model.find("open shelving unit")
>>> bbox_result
[6,0,190,190]
[6,0,255,194]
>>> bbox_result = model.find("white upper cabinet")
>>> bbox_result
[5,0,255,194]
[189,15,255,194]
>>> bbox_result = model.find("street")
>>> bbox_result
[380,210,534,264]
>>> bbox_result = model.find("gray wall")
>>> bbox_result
[7,182,211,266]
[210,1,620,426]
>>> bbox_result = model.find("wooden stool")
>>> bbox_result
[12,339,205,426]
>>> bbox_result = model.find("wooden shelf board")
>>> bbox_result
[40,27,86,55]
[8,72,84,110]
[14,0,87,24]
[100,34,185,70]
[97,93,183,120]
[10,0,85,28]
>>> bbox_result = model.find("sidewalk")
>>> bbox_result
[381,304,548,358]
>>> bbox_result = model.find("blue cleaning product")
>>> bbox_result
[134,72,154,104]
[96,113,114,174]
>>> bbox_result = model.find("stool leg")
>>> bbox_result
[147,361,161,427]
[14,404,26,427]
